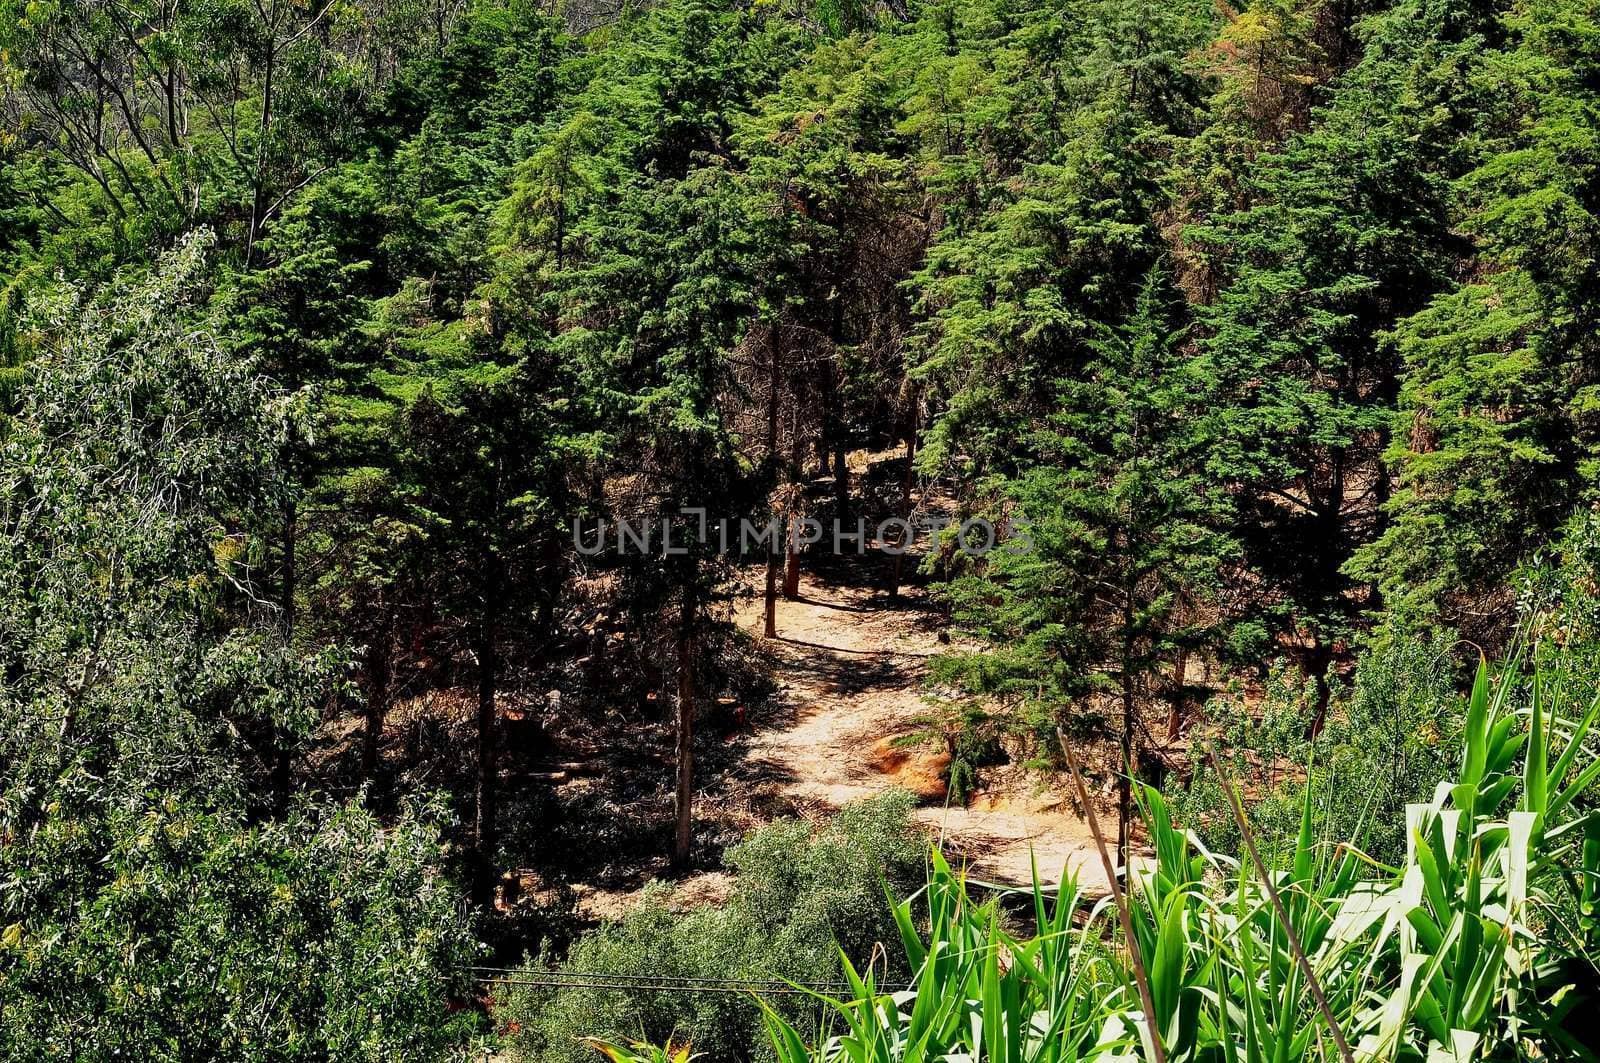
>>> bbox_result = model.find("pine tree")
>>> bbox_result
[561,163,766,866]
[911,0,1215,476]
[1349,0,1600,636]
[1190,0,1484,716]
[938,269,1230,859]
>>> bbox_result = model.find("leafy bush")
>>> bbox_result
[749,658,1600,1061]
[1519,513,1600,705]
[1175,635,1463,866]
[0,797,479,1061]
[500,792,926,1063]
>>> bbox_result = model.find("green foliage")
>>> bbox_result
[768,849,1119,1063]
[0,798,478,1061]
[909,0,1216,476]
[0,232,313,810]
[1348,0,1600,636]
[933,269,1233,817]
[1188,0,1485,658]
[1518,513,1600,701]
[500,793,927,1063]
[584,1037,702,1063]
[0,234,478,1060]
[1188,519,1600,874]
[8,0,1600,1055]
[0,0,1594,687]
[1177,636,1465,866]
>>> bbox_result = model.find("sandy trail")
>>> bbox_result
[734,568,1112,895]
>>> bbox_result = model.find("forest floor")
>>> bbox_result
[730,561,1111,895]
[328,451,1121,931]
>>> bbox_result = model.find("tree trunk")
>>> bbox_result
[783,405,804,600]
[889,397,918,599]
[244,9,277,269]
[1118,688,1134,866]
[765,534,783,637]
[823,365,850,528]
[1304,441,1346,739]
[673,589,697,867]
[1305,638,1334,740]
[833,440,851,527]
[1165,646,1189,742]
[764,324,783,638]
[538,532,562,635]
[783,532,801,599]
[361,611,391,784]
[274,497,296,816]
[1369,444,1393,614]
[473,611,500,905]
[1118,604,1136,868]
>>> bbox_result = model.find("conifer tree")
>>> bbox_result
[1190,0,1483,717]
[1349,0,1600,635]
[564,164,766,865]
[938,270,1230,859]
[492,0,806,864]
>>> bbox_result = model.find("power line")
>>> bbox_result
[471,976,833,996]
[458,966,908,996]
[462,967,839,986]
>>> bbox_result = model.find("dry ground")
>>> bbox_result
[732,565,1111,894]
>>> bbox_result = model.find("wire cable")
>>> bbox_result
[457,966,909,996]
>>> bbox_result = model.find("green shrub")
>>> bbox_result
[0,797,480,1061]
[1175,635,1463,866]
[500,792,926,1063]
[1520,513,1600,704]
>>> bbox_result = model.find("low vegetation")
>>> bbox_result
[0,799,478,1060]
[500,794,926,1063]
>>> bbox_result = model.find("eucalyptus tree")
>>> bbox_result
[0,233,479,1058]
[0,0,424,251]
[0,231,313,816]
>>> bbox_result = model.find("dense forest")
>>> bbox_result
[2,0,1599,1054]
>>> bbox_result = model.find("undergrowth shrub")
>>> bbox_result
[1175,634,1463,865]
[1182,519,1600,872]
[500,792,926,1063]
[0,797,480,1060]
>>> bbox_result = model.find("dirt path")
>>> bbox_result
[734,567,1113,895]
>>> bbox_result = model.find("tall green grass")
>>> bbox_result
[594,660,1600,1061]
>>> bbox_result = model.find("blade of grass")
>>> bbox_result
[1207,748,1356,1063]
[1058,729,1167,1063]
